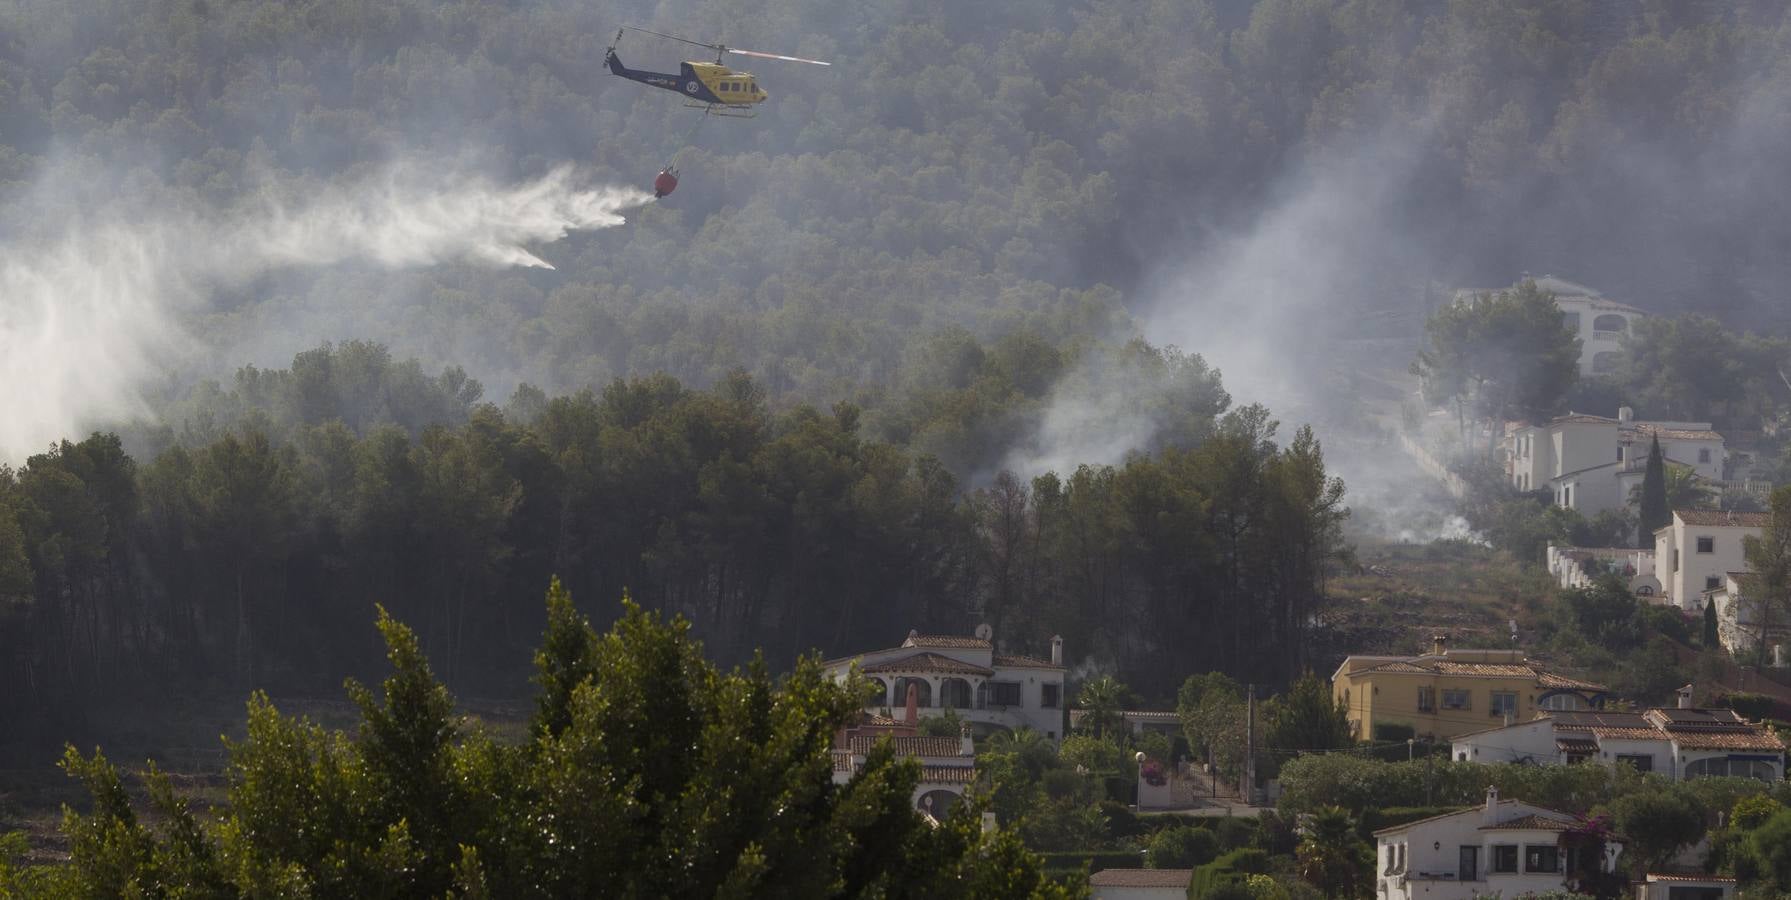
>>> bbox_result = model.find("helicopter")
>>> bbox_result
[603,26,830,120]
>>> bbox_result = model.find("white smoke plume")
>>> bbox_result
[0,165,648,462]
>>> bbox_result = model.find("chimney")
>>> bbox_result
[1618,406,1633,424]
[1430,634,1449,657]
[1050,635,1064,666]
[905,682,920,725]
[960,719,974,757]
[1483,786,1500,826]
[1677,683,1695,709]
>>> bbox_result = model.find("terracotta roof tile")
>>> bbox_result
[1590,727,1662,740]
[833,749,854,772]
[861,652,993,677]
[1352,657,1605,692]
[1537,672,1609,691]
[1633,425,1723,441]
[1668,731,1786,751]
[918,765,978,784]
[847,735,966,758]
[1675,509,1770,527]
[1647,875,1737,883]
[1482,814,1572,831]
[902,634,992,650]
[992,653,1063,669]
[1088,869,1194,888]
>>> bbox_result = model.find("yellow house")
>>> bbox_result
[1331,637,1608,742]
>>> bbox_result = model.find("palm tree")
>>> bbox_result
[1663,464,1715,510]
[1297,806,1372,900]
[1074,675,1133,740]
[1631,462,1714,516]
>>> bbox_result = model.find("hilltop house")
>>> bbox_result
[823,627,1067,739]
[1375,788,1624,900]
[1505,407,1724,520]
[1654,509,1769,610]
[1331,637,1607,742]
[1455,275,1646,377]
[1546,544,1661,598]
[1449,705,1784,782]
[1704,573,1790,663]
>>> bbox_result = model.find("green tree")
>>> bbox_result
[1295,806,1372,899]
[47,585,1081,898]
[1750,809,1791,893]
[1147,825,1220,869]
[1741,485,1791,667]
[1411,281,1581,439]
[1638,435,1670,545]
[1263,673,1353,753]
[1179,673,1248,777]
[1607,788,1707,876]
[1075,675,1134,740]
[1703,599,1719,648]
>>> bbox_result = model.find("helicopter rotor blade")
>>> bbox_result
[622,25,722,52]
[727,47,831,66]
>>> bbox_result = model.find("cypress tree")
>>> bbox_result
[1704,598,1720,648]
[1639,434,1670,547]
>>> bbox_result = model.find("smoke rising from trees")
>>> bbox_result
[0,164,646,462]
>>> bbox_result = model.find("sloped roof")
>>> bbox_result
[847,735,966,758]
[1669,730,1786,751]
[1675,509,1770,528]
[1088,868,1193,888]
[1349,656,1604,693]
[1374,801,1545,836]
[918,765,978,784]
[902,634,992,650]
[992,653,1063,669]
[1537,672,1610,691]
[1482,814,1573,831]
[1633,424,1723,441]
[861,653,993,677]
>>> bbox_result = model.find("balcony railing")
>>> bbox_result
[1592,330,1624,342]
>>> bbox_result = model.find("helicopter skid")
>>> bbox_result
[687,101,759,118]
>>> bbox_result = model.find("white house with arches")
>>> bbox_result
[822,627,1068,740]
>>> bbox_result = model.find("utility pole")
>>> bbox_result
[1242,683,1256,805]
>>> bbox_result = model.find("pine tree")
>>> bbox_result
[1639,435,1670,547]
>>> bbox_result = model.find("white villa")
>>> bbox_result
[1375,788,1623,900]
[823,627,1068,739]
[1654,509,1768,610]
[1455,275,1647,377]
[1704,572,1790,663]
[1546,544,1661,599]
[1450,707,1785,782]
[1505,408,1724,520]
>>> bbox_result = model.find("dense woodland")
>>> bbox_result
[0,343,1346,732]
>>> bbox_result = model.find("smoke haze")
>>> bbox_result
[0,165,647,462]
